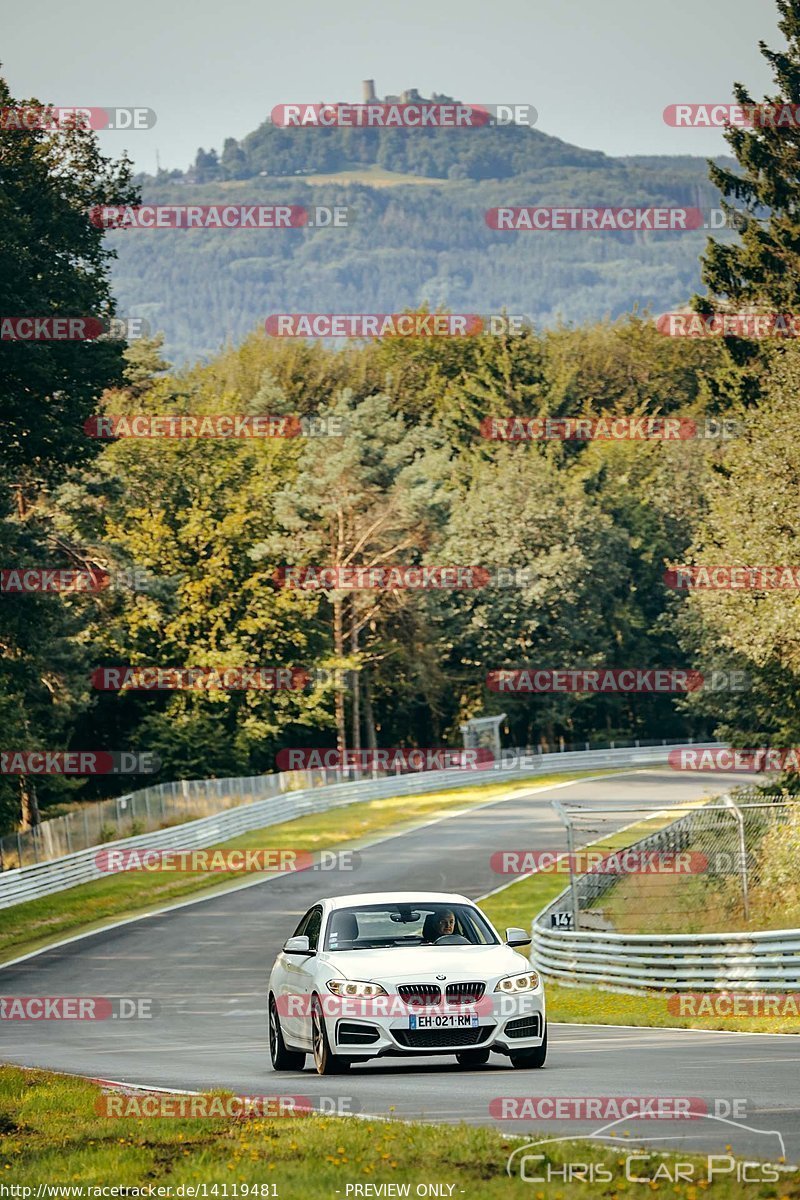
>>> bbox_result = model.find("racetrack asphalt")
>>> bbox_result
[2,766,798,1166]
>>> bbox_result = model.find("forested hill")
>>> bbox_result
[184,108,612,183]
[114,108,733,364]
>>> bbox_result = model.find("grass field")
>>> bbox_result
[2,1066,796,1198]
[217,164,450,187]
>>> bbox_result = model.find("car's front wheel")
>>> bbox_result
[456,1048,490,1067]
[510,1024,547,1069]
[269,996,306,1071]
[311,996,351,1075]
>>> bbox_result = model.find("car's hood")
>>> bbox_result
[320,943,530,983]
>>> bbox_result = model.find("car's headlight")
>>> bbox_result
[494,971,540,993]
[327,980,387,998]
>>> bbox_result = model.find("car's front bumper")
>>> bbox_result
[329,992,545,1058]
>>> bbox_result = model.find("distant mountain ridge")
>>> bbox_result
[116,88,733,364]
[167,81,613,184]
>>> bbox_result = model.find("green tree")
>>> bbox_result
[434,447,633,747]
[700,0,800,311]
[261,390,452,755]
[675,345,800,744]
[0,72,138,831]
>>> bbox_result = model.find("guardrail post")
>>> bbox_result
[553,799,579,931]
[723,794,750,921]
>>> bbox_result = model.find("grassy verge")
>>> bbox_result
[0,768,620,966]
[598,837,800,936]
[478,813,800,1036]
[2,1067,795,1197]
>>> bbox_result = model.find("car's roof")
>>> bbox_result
[323,891,472,910]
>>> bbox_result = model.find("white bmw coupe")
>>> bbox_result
[268,890,546,1074]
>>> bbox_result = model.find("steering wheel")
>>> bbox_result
[433,933,470,945]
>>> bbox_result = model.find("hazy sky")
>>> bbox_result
[2,0,783,174]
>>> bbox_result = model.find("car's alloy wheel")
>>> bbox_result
[510,1024,547,1068]
[455,1048,490,1067]
[311,997,351,1075]
[269,996,306,1071]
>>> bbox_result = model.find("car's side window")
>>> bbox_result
[292,908,316,939]
[304,907,323,951]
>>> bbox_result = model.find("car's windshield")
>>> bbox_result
[324,902,499,951]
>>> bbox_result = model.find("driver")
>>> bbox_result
[424,909,456,941]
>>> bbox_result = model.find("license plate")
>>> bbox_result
[408,1014,479,1029]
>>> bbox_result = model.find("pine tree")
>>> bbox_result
[700,0,800,311]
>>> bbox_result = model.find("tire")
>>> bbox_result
[311,997,351,1076]
[269,996,306,1071]
[510,1024,547,1069]
[456,1048,490,1067]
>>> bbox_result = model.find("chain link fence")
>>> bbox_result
[0,735,704,871]
[551,788,800,934]
[0,768,342,870]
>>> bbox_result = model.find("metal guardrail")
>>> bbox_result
[0,741,710,911]
[1,735,707,870]
[531,795,800,992]
[530,925,800,992]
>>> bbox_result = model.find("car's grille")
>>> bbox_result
[337,1021,381,1045]
[505,1014,542,1039]
[397,983,442,1006]
[394,1026,492,1049]
[445,981,485,1004]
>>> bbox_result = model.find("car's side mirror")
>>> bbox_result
[505,927,530,948]
[284,935,313,954]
